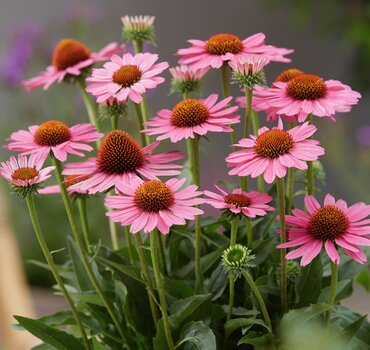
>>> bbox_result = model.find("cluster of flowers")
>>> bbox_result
[1,15,368,349]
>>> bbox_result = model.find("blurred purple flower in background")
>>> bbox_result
[64,1,104,23]
[1,22,43,88]
[356,126,370,146]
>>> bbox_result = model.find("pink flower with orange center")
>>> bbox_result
[143,94,240,143]
[62,130,185,194]
[22,38,125,91]
[278,194,370,266]
[176,32,293,70]
[226,120,325,184]
[0,154,54,188]
[204,185,274,218]
[86,52,169,104]
[105,177,204,234]
[6,121,103,162]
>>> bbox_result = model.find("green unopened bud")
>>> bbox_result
[231,70,267,89]
[222,244,255,279]
[121,15,155,44]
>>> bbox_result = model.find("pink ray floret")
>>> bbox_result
[277,194,370,266]
[226,120,325,184]
[0,154,55,188]
[143,94,240,143]
[105,177,204,234]
[86,52,169,104]
[204,185,274,218]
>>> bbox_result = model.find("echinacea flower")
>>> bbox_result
[204,185,274,218]
[38,174,91,195]
[121,15,155,43]
[226,120,325,184]
[169,65,209,96]
[0,154,55,197]
[22,39,125,91]
[105,177,204,234]
[86,52,169,104]
[277,194,370,265]
[143,94,240,143]
[252,73,361,122]
[237,68,305,123]
[176,32,293,70]
[63,130,185,194]
[6,121,103,162]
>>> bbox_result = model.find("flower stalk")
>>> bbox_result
[76,196,92,254]
[326,261,339,327]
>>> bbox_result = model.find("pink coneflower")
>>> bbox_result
[169,65,209,82]
[6,121,103,162]
[252,73,361,122]
[226,120,325,184]
[63,130,184,194]
[85,52,168,104]
[143,94,240,143]
[176,32,293,70]
[22,39,125,91]
[105,177,204,234]
[0,154,54,188]
[204,185,274,218]
[277,194,370,265]
[38,174,91,195]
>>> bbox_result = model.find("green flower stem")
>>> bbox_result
[134,102,149,146]
[285,168,295,214]
[226,217,240,322]
[76,197,92,254]
[243,87,252,139]
[150,230,174,349]
[306,114,314,195]
[124,226,135,264]
[246,219,253,246]
[242,271,272,331]
[186,136,202,292]
[251,111,265,193]
[157,231,167,274]
[111,114,119,130]
[276,177,287,313]
[133,39,143,54]
[25,196,91,350]
[221,63,237,149]
[78,80,100,147]
[52,158,131,348]
[133,233,160,326]
[326,261,339,327]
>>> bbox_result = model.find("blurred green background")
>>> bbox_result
[0,0,369,287]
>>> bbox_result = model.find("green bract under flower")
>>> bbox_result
[170,79,200,97]
[11,183,40,198]
[121,15,156,44]
[231,69,267,89]
[98,102,128,121]
[222,244,255,279]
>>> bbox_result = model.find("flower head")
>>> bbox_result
[22,39,126,91]
[204,185,274,220]
[105,177,204,234]
[63,130,185,194]
[143,94,240,143]
[6,121,103,162]
[222,244,255,279]
[229,55,269,88]
[252,73,361,122]
[0,154,55,197]
[226,120,325,184]
[169,65,209,96]
[176,32,293,70]
[86,52,168,104]
[121,15,155,43]
[277,194,370,266]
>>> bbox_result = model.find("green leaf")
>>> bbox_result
[97,257,143,283]
[238,332,275,349]
[31,344,55,350]
[251,237,275,265]
[355,268,370,292]
[37,310,76,327]
[225,318,270,338]
[15,316,85,350]
[338,315,367,343]
[295,256,323,306]
[176,321,216,350]
[208,263,227,301]
[282,304,331,325]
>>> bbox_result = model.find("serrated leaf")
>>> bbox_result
[176,321,216,350]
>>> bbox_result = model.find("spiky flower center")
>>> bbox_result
[287,74,327,100]
[97,130,144,174]
[52,39,91,70]
[275,68,304,83]
[205,33,243,56]
[12,167,38,181]
[34,120,71,146]
[64,174,92,188]
[134,180,174,212]
[255,130,293,159]
[224,194,251,208]
[171,99,209,127]
[112,65,142,87]
[308,205,349,240]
